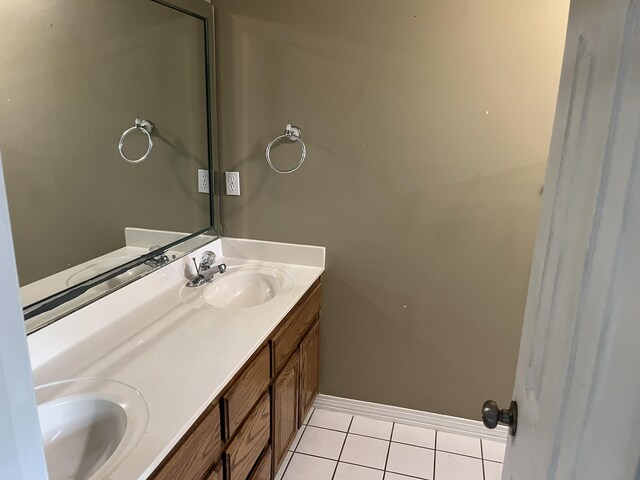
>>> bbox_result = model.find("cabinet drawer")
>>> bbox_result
[226,393,271,480]
[249,447,271,480]
[152,404,221,480]
[223,346,270,439]
[272,282,321,374]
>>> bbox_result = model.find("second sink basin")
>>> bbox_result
[181,265,294,310]
[36,378,149,480]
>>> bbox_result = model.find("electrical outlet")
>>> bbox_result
[226,171,240,196]
[198,169,209,194]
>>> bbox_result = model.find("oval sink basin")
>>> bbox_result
[180,265,294,310]
[40,397,126,479]
[36,379,148,480]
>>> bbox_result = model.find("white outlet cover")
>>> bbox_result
[226,171,240,196]
[198,169,209,194]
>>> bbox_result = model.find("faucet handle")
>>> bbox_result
[198,251,217,271]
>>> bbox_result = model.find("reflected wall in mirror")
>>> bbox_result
[0,0,219,331]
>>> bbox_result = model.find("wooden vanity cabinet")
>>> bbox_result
[150,278,322,480]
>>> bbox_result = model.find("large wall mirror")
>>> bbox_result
[0,0,220,333]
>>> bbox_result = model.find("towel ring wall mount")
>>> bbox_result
[265,122,307,174]
[119,115,155,164]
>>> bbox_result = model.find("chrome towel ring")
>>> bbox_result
[118,115,155,164]
[265,122,307,174]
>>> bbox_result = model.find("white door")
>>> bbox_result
[499,0,640,478]
[0,151,48,479]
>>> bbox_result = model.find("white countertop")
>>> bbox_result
[28,237,325,480]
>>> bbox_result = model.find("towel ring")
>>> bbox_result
[265,122,307,174]
[118,115,154,164]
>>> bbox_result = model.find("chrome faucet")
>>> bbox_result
[186,251,227,287]
[145,245,172,268]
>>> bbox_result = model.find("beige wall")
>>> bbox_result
[0,0,210,286]
[212,0,569,419]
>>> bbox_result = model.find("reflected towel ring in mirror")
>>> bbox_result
[265,122,307,174]
[118,115,155,164]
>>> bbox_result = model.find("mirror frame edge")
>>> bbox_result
[23,0,221,335]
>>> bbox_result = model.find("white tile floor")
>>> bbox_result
[276,406,506,480]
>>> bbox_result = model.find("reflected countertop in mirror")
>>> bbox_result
[20,228,186,308]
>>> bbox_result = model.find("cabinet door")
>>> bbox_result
[299,321,320,426]
[273,353,299,471]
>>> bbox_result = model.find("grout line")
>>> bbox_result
[393,440,435,451]
[434,448,483,461]
[292,445,492,478]
[331,416,354,479]
[433,430,438,480]
[304,423,403,443]
[383,422,395,472]
[305,408,494,480]
[293,451,431,480]
[481,438,486,480]
[304,424,354,435]
[293,451,342,462]
[385,468,432,480]
[337,460,385,473]
[352,431,395,443]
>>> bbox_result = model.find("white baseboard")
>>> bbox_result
[314,394,508,442]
